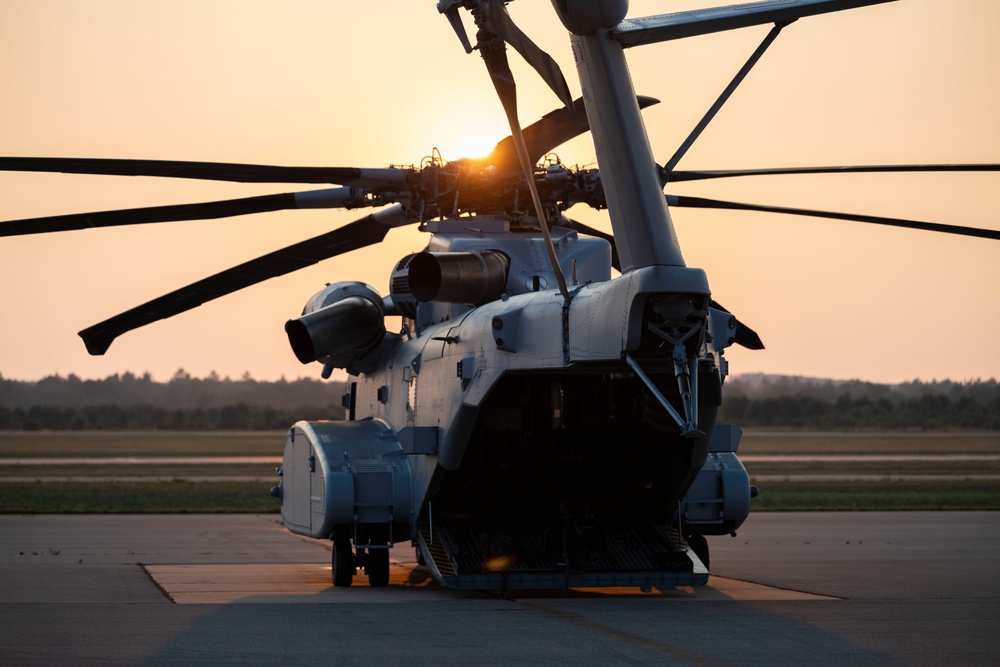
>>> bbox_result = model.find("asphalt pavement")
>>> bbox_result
[2,512,998,665]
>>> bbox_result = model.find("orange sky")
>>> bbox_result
[1,0,998,384]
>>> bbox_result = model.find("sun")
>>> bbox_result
[444,129,501,160]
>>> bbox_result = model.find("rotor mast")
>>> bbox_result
[554,0,686,272]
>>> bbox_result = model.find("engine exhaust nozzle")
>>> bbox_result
[285,288,385,364]
[408,250,509,305]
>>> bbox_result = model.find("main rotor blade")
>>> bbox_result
[486,96,660,174]
[666,194,1000,240]
[562,218,621,271]
[78,204,415,355]
[612,0,897,48]
[667,164,1000,183]
[0,187,372,236]
[0,157,409,187]
[485,0,574,110]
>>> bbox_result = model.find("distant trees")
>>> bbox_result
[0,370,346,430]
[0,403,344,431]
[718,391,1000,429]
[0,370,345,409]
[1,371,998,431]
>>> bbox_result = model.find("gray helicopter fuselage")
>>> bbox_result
[277,218,751,588]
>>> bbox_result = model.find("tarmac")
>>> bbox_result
[2,511,998,665]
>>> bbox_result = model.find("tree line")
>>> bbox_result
[0,370,345,409]
[717,374,1000,429]
[1,371,997,431]
[717,393,1000,430]
[0,370,346,431]
[0,403,345,431]
[723,373,999,404]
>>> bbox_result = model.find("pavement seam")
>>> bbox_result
[138,563,176,604]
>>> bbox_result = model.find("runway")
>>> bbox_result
[2,512,998,665]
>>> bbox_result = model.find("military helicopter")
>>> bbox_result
[2,0,998,590]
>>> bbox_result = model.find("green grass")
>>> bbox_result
[739,430,1000,454]
[2,430,998,512]
[0,464,276,478]
[751,481,1000,511]
[1,480,281,514]
[746,460,1000,476]
[0,431,286,457]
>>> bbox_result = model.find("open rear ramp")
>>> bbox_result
[417,518,707,590]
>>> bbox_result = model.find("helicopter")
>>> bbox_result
[1,0,998,590]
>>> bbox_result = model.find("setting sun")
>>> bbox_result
[442,129,501,160]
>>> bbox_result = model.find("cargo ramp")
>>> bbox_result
[417,517,707,591]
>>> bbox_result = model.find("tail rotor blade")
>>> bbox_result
[666,194,1000,241]
[78,204,416,355]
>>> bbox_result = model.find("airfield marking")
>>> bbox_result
[143,563,838,604]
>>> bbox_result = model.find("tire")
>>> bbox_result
[366,544,390,587]
[332,538,354,587]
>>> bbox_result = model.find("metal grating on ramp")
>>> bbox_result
[421,517,708,590]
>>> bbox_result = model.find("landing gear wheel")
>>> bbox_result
[332,538,354,587]
[366,543,390,587]
[687,534,709,571]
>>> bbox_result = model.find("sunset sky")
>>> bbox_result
[1,0,998,384]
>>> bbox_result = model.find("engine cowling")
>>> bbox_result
[408,250,509,305]
[285,282,385,364]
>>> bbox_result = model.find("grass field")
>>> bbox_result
[0,431,285,457]
[739,430,1000,454]
[750,480,1000,511]
[1,429,997,512]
